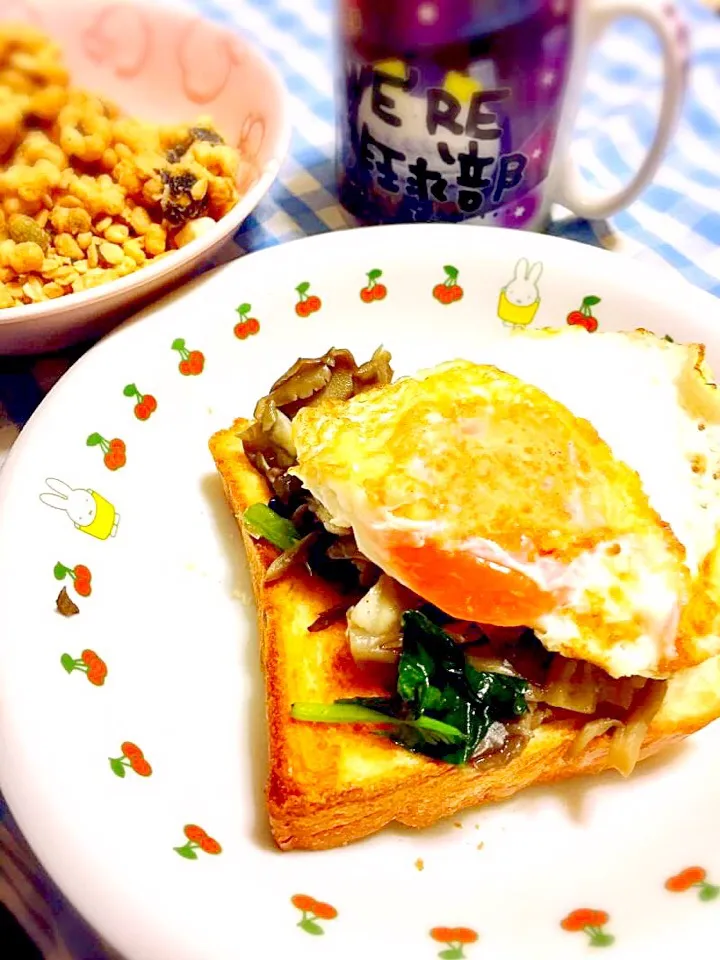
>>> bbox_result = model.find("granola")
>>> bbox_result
[0,24,255,308]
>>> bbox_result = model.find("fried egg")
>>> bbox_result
[290,329,720,680]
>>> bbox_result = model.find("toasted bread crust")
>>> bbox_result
[210,419,720,851]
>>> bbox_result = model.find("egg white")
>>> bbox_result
[292,330,720,679]
[468,329,720,676]
[479,329,720,576]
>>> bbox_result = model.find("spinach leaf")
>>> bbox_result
[291,698,466,747]
[395,611,529,763]
[243,503,301,551]
[292,610,530,765]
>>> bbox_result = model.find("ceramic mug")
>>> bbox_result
[336,0,689,230]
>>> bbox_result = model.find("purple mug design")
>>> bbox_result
[337,0,687,230]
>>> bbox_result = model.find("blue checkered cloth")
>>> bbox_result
[1,1,719,957]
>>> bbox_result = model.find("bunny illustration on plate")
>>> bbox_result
[498,258,543,327]
[40,479,119,540]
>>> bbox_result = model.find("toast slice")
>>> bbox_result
[210,419,720,851]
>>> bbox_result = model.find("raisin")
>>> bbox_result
[165,137,193,164]
[162,170,197,193]
[158,169,208,226]
[165,127,223,163]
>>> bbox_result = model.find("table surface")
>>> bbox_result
[0,0,719,957]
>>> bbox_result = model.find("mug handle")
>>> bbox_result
[554,0,688,221]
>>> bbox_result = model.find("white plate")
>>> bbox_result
[0,224,719,960]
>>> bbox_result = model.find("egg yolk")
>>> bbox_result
[387,536,554,626]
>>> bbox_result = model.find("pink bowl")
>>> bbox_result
[0,0,291,354]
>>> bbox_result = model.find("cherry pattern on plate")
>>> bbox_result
[174,824,222,859]
[291,895,338,936]
[54,561,92,597]
[433,265,464,304]
[123,383,157,420]
[429,926,479,959]
[109,741,153,778]
[172,338,205,376]
[567,295,601,333]
[561,909,615,947]
[360,269,387,303]
[87,433,126,470]
[666,867,720,901]
[234,303,261,339]
[61,650,108,686]
[295,282,322,318]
